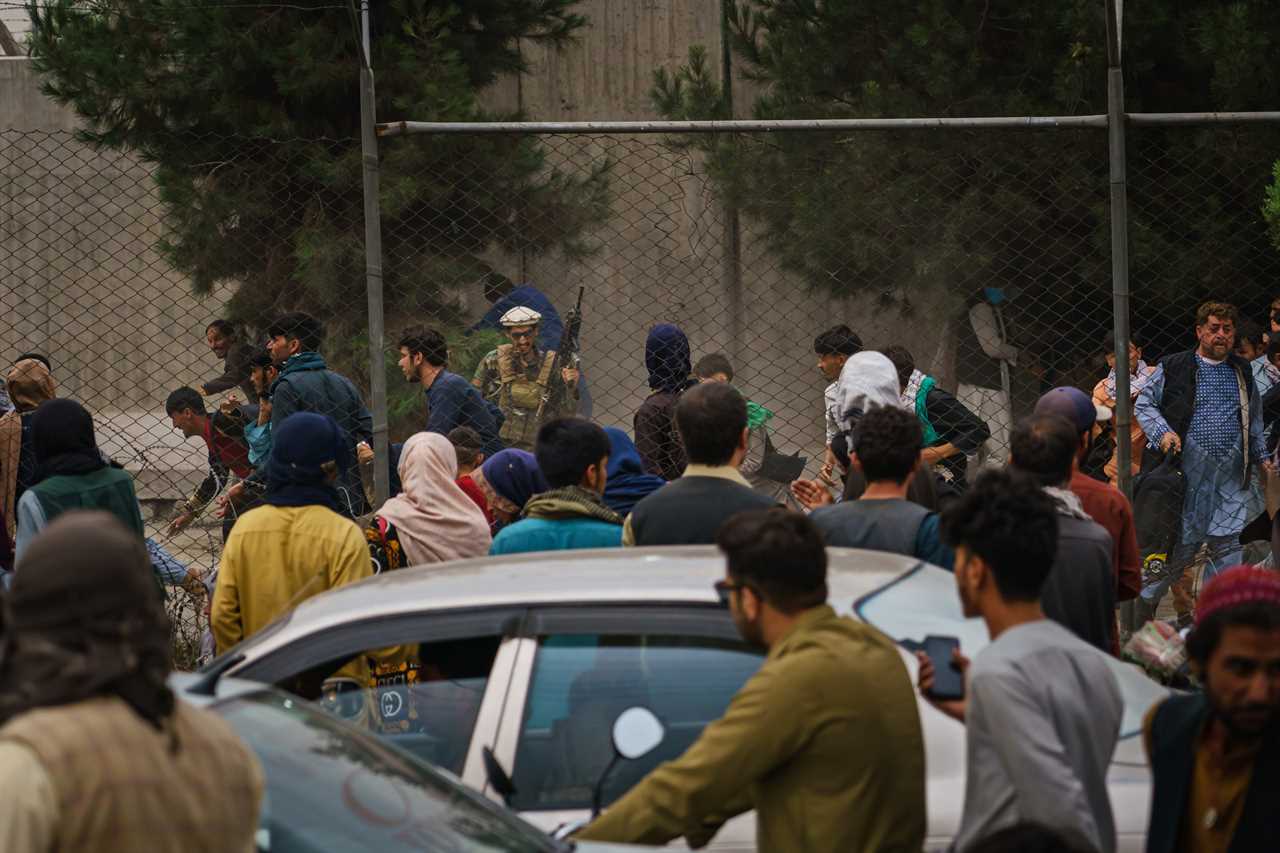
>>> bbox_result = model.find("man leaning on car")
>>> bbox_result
[575,508,926,852]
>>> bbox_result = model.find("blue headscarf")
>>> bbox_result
[645,324,692,394]
[602,427,667,517]
[264,412,351,513]
[480,449,548,510]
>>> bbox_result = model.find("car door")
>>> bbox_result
[231,607,525,780]
[483,604,764,852]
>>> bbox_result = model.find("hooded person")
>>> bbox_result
[0,358,57,546]
[0,511,264,851]
[212,412,375,655]
[602,427,667,517]
[469,449,549,530]
[791,351,939,511]
[635,324,697,481]
[14,399,146,564]
[365,432,493,573]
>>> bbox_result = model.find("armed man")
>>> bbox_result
[473,304,581,452]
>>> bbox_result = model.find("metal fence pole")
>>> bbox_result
[1106,0,1133,502]
[360,0,390,507]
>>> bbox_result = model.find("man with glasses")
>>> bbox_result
[473,306,580,451]
[577,508,925,853]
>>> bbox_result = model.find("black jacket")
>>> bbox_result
[628,475,777,546]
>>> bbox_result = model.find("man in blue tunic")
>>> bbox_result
[1134,301,1272,624]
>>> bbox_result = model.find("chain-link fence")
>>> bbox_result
[4,117,1280,661]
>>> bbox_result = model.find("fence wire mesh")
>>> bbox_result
[3,120,1280,661]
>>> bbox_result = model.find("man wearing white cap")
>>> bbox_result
[473,306,580,451]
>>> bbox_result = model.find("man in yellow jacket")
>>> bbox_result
[212,412,371,655]
[576,508,926,853]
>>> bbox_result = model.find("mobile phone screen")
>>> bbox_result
[923,634,964,701]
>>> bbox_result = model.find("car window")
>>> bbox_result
[854,562,1169,738]
[510,633,764,811]
[279,635,501,775]
[216,690,558,853]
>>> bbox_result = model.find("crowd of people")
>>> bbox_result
[0,293,1277,852]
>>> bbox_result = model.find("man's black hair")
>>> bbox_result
[693,352,735,382]
[534,417,611,489]
[813,324,862,357]
[675,381,747,467]
[398,327,448,368]
[249,350,275,369]
[15,352,51,371]
[941,468,1059,602]
[447,425,484,468]
[1101,331,1139,354]
[1237,318,1265,348]
[165,386,206,417]
[266,312,325,353]
[1186,601,1280,666]
[880,345,915,393]
[1010,415,1078,488]
[206,319,237,338]
[853,405,922,485]
[1267,335,1280,364]
[717,509,828,614]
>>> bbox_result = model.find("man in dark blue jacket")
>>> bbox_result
[262,312,372,516]
[398,327,503,457]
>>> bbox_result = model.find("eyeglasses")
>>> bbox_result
[713,579,748,606]
[509,330,534,340]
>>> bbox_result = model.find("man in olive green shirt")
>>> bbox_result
[576,508,926,852]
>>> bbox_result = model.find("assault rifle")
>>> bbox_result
[537,286,585,422]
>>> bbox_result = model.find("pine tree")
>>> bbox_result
[27,0,609,364]
[653,1,1280,356]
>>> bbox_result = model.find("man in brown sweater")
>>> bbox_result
[0,511,263,851]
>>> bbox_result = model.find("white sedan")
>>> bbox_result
[208,547,1166,851]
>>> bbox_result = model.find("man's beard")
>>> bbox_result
[732,610,767,652]
[1206,676,1277,739]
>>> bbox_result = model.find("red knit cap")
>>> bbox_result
[1195,565,1280,626]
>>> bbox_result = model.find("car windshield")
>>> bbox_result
[215,690,559,853]
[853,563,1170,738]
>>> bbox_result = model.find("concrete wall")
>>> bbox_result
[0,58,227,496]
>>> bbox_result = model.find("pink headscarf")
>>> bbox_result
[376,433,492,565]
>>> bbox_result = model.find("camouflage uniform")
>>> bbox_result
[473,345,578,451]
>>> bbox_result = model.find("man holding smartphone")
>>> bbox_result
[917,468,1123,853]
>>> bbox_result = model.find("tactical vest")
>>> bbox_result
[496,344,558,448]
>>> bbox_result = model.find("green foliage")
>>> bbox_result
[26,0,608,353]
[1266,161,1280,253]
[652,1,1280,349]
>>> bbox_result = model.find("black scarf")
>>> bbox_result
[30,398,107,482]
[264,412,350,513]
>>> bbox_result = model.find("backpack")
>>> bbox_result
[1131,453,1185,589]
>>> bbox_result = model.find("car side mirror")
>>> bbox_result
[612,706,664,760]
[591,706,665,818]
[482,746,516,808]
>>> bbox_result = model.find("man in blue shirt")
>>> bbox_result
[398,327,503,456]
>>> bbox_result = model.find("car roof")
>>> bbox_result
[221,546,923,663]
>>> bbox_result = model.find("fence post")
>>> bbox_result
[360,1,390,507]
[1106,0,1132,501]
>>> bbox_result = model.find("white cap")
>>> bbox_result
[500,306,542,327]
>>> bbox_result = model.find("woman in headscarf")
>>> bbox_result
[13,399,146,563]
[469,449,548,531]
[365,432,492,573]
[790,351,938,510]
[634,324,697,481]
[0,358,57,553]
[602,427,667,517]
[212,412,373,656]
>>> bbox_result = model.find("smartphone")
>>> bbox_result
[923,635,965,701]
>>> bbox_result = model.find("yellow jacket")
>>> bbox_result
[212,503,371,654]
[576,605,926,852]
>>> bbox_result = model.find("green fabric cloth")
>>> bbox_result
[29,467,145,539]
[745,400,774,431]
[914,376,940,446]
